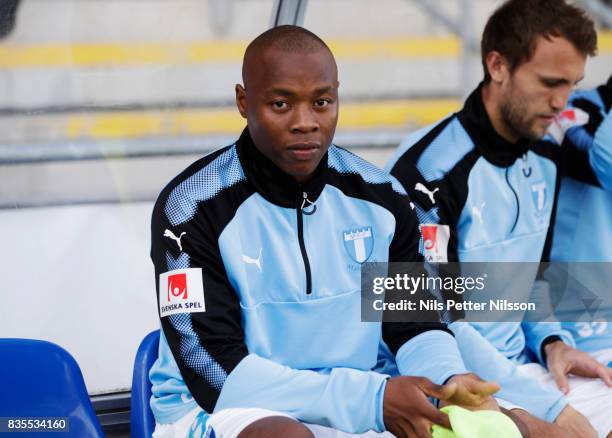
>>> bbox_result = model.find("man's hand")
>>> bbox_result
[439,373,500,411]
[383,376,454,438]
[383,374,499,438]
[545,340,612,393]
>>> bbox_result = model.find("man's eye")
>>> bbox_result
[272,101,288,109]
[315,99,330,107]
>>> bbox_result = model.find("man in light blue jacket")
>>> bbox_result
[388,1,612,436]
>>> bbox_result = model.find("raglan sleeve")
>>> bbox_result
[151,189,248,414]
[588,106,612,190]
[381,174,467,386]
[521,281,576,365]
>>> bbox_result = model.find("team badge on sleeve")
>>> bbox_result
[420,224,450,262]
[159,268,205,317]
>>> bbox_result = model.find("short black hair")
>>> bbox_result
[481,0,597,82]
[242,25,332,83]
[246,25,329,55]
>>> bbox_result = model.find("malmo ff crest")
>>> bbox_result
[343,226,374,263]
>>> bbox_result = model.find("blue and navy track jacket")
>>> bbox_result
[551,76,612,354]
[149,128,467,431]
[386,83,612,421]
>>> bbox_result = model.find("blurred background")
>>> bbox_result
[0,0,610,433]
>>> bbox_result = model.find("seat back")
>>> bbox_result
[0,338,104,438]
[130,330,160,438]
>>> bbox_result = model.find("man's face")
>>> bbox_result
[236,48,339,182]
[498,36,586,141]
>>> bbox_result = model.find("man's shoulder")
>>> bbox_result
[153,144,245,226]
[327,145,407,196]
[387,115,476,184]
[569,87,605,110]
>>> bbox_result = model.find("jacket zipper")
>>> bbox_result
[505,167,520,234]
[297,192,313,295]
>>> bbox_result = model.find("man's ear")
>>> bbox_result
[235,84,247,119]
[485,51,510,84]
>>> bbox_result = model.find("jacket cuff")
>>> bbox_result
[395,330,467,384]
[535,331,576,365]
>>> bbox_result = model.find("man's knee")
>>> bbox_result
[237,416,314,438]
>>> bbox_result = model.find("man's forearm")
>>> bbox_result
[216,353,389,434]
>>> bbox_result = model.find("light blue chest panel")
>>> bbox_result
[456,152,557,361]
[217,185,396,371]
[457,151,557,262]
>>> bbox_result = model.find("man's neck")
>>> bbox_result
[481,82,519,143]
[293,173,310,184]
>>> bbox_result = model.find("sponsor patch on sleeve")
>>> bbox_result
[548,107,589,144]
[159,268,205,318]
[420,223,450,263]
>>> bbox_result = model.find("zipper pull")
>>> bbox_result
[300,191,317,215]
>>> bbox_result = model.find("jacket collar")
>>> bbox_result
[458,83,530,167]
[236,127,329,208]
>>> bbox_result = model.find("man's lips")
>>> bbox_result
[287,142,321,160]
[539,114,556,123]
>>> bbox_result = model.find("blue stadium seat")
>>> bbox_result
[0,338,104,437]
[131,330,160,438]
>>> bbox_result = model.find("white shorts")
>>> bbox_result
[494,398,524,411]
[516,348,612,438]
[153,407,395,438]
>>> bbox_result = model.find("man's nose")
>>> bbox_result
[550,87,571,112]
[290,104,319,133]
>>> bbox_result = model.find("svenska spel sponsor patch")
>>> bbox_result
[420,223,450,263]
[159,268,205,318]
